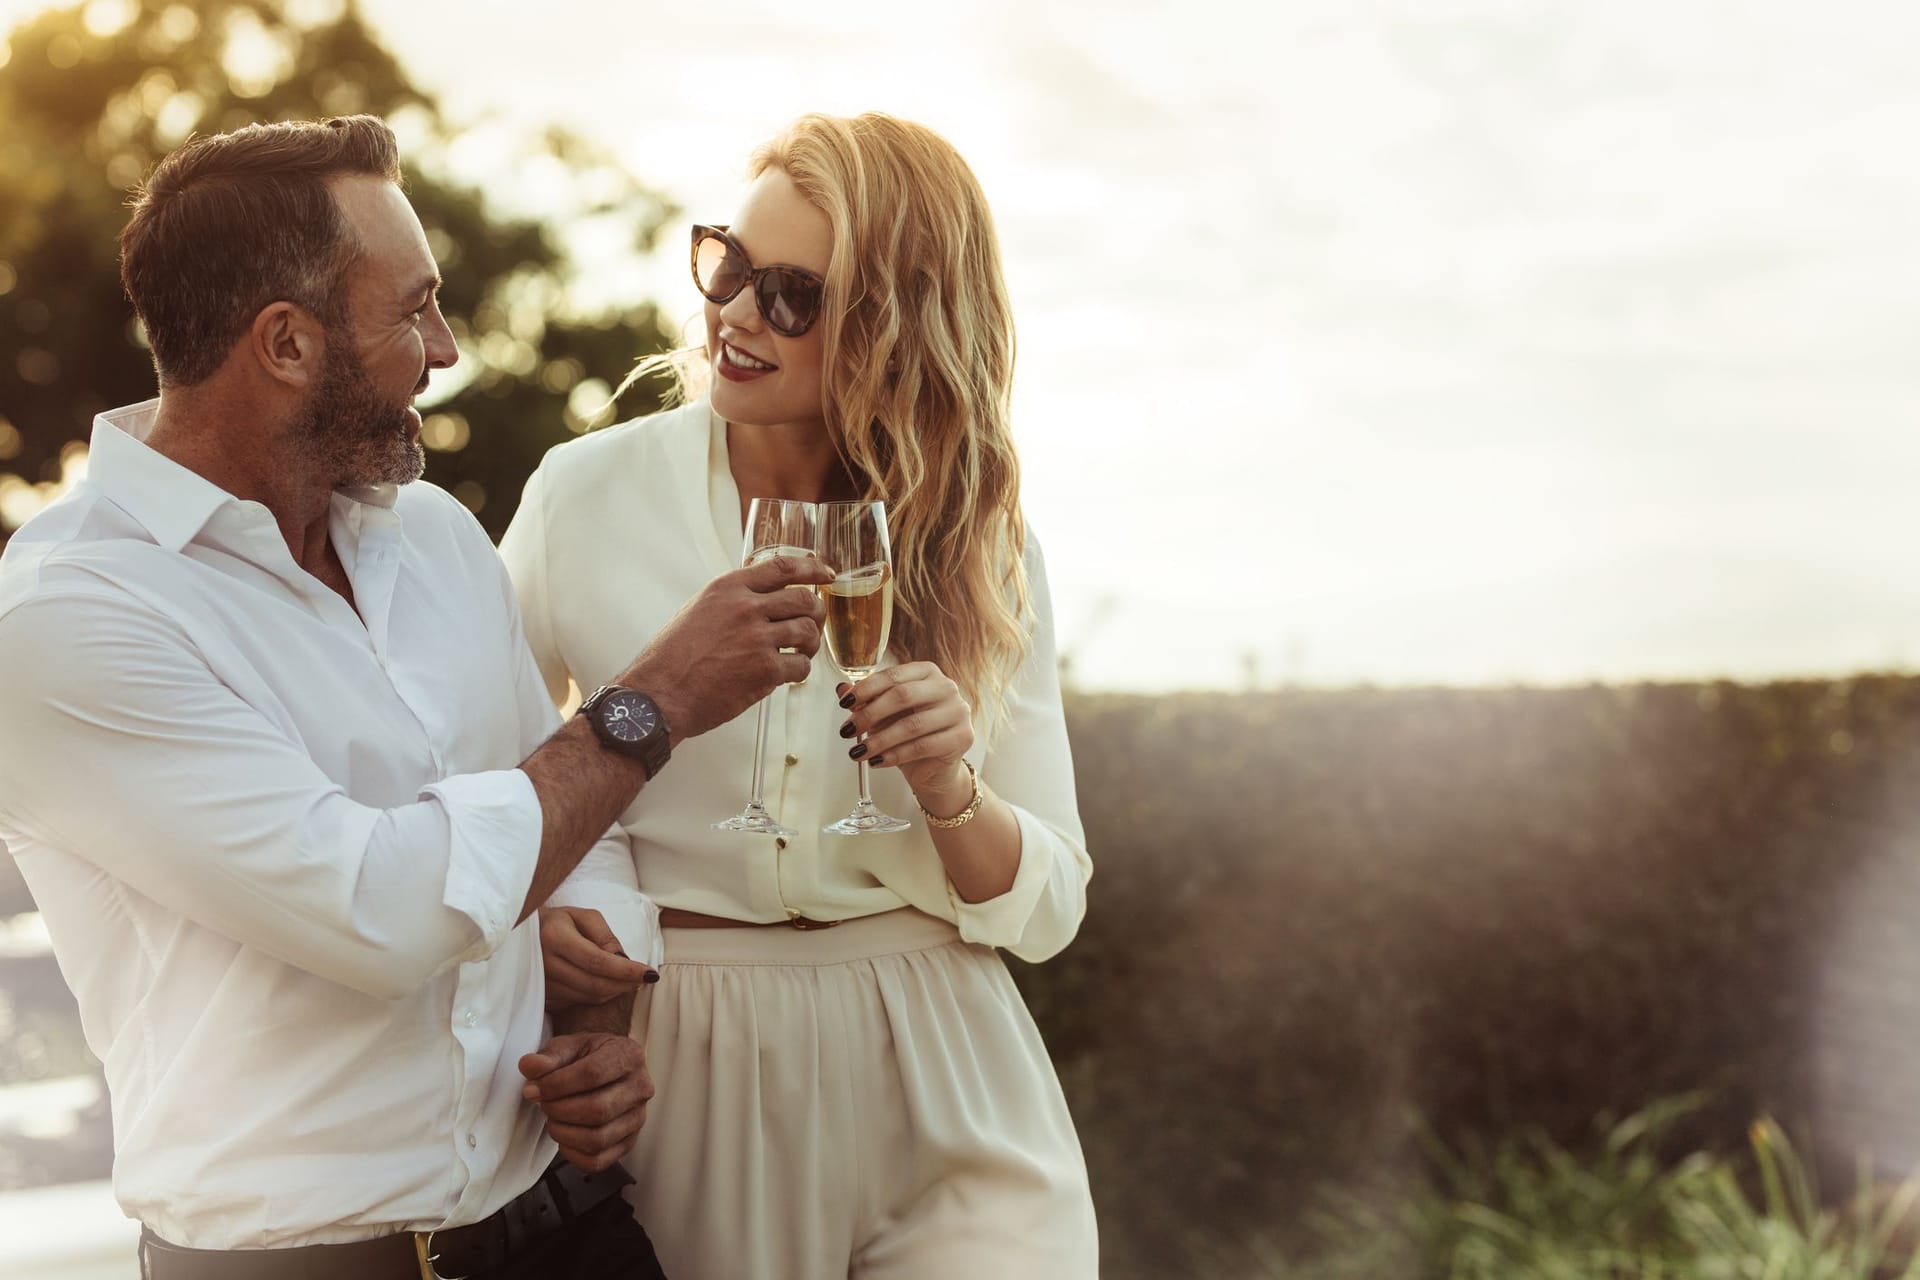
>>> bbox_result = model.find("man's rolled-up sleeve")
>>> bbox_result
[0,592,542,1001]
[421,769,547,951]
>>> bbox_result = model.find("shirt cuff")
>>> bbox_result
[420,769,544,960]
[543,885,663,968]
[944,807,1055,950]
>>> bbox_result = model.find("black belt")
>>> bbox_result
[139,1159,633,1280]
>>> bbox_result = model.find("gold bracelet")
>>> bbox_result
[918,759,983,828]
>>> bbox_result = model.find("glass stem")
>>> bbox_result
[855,757,875,808]
[747,698,772,807]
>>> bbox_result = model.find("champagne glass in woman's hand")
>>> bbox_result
[713,498,818,835]
[818,501,911,836]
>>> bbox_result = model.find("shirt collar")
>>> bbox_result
[88,400,234,552]
[88,400,404,552]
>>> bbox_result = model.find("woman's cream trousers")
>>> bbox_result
[621,909,1098,1279]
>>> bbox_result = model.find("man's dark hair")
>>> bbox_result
[119,114,403,387]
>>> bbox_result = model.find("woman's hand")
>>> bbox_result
[840,662,975,812]
[539,906,657,1010]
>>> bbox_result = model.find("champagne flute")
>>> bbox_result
[818,500,911,836]
[713,497,817,836]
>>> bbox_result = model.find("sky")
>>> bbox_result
[5,0,1920,689]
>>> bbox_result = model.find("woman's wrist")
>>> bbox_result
[912,759,975,816]
[913,756,983,825]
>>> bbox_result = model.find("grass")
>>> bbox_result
[1280,1099,1920,1279]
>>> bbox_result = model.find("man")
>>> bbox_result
[0,115,830,1277]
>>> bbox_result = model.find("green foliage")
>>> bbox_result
[0,0,679,541]
[1288,1101,1920,1279]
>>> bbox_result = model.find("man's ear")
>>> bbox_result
[249,301,325,389]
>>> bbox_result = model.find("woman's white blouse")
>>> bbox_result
[499,401,1092,962]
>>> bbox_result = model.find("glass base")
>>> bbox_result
[823,805,912,836]
[714,801,796,838]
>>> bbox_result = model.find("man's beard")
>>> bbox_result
[295,336,425,488]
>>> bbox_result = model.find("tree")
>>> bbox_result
[0,0,680,548]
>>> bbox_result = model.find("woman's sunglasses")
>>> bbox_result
[691,224,827,338]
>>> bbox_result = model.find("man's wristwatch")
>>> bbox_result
[577,685,672,779]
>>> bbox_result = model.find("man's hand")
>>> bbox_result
[540,906,656,1010]
[623,554,832,743]
[519,1032,652,1172]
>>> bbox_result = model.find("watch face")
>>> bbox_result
[600,690,659,743]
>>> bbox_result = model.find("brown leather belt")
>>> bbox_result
[138,1159,631,1279]
[659,907,844,930]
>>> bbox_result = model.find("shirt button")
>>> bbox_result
[467,1133,478,1149]
[785,753,800,766]
[775,838,788,851]
[463,1010,477,1027]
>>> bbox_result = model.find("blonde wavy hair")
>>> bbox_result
[643,114,1033,715]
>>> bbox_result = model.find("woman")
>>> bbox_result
[500,112,1096,1279]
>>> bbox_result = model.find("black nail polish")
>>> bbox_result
[868,755,886,767]
[849,743,868,759]
[643,970,660,985]
[839,692,856,709]
[838,720,856,738]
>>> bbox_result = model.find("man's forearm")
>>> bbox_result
[553,989,639,1037]
[517,717,653,923]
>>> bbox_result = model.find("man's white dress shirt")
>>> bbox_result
[501,400,1092,963]
[0,402,656,1249]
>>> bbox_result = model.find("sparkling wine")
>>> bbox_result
[815,501,910,834]
[822,562,893,676]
